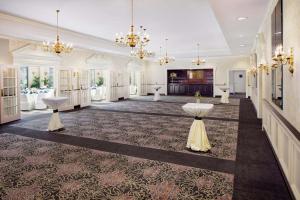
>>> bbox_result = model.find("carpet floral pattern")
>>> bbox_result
[129,96,240,105]
[93,99,240,120]
[13,108,238,160]
[0,134,233,200]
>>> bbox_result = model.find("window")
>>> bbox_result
[89,69,96,87]
[48,67,54,88]
[20,66,28,89]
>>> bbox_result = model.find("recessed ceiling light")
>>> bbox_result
[237,17,248,21]
[239,34,244,38]
[240,44,246,47]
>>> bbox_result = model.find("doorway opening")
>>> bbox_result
[19,66,55,119]
[90,69,108,103]
[129,71,140,97]
[229,70,246,98]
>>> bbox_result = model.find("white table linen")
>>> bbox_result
[153,86,162,101]
[91,87,106,101]
[219,87,230,104]
[182,103,214,152]
[42,97,68,131]
[20,94,34,111]
[35,93,48,109]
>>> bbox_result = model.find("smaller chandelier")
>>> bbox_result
[130,45,154,59]
[115,0,150,48]
[159,39,175,65]
[192,43,205,66]
[43,10,73,54]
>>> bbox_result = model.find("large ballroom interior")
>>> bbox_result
[0,0,299,199]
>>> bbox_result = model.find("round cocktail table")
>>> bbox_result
[219,87,230,104]
[42,97,68,132]
[182,103,214,152]
[153,86,162,101]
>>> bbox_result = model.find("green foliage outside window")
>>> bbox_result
[31,76,41,88]
[96,77,104,87]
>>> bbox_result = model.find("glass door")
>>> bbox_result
[80,70,90,107]
[72,71,80,106]
[58,69,73,111]
[0,67,20,124]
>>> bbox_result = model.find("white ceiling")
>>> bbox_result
[0,0,270,59]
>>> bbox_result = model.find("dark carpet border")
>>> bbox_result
[232,98,293,200]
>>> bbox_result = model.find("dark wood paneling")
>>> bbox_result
[167,69,214,96]
[168,83,213,97]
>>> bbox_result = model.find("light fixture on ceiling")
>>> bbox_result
[239,44,246,47]
[159,38,175,65]
[115,0,150,48]
[192,43,205,66]
[237,17,248,21]
[42,10,73,54]
[130,44,154,59]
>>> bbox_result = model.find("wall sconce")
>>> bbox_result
[259,63,269,75]
[249,66,257,76]
[272,45,294,74]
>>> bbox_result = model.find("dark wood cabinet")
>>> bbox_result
[168,83,213,96]
[167,69,214,97]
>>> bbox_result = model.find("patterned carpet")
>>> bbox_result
[0,96,241,199]
[13,99,239,161]
[129,96,240,105]
[94,96,239,119]
[0,97,292,199]
[0,133,233,200]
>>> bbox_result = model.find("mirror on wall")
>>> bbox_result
[271,0,283,109]
[254,53,258,88]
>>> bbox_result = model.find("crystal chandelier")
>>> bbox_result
[43,10,73,54]
[159,38,175,65]
[192,43,205,66]
[115,0,150,48]
[130,44,154,59]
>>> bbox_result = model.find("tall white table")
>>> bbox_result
[42,97,68,131]
[219,87,230,104]
[182,103,214,152]
[153,86,162,101]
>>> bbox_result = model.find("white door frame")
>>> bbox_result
[227,69,248,97]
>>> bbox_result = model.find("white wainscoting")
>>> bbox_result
[263,100,300,199]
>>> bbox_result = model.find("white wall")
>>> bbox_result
[145,56,250,96]
[0,38,13,64]
[8,39,148,101]
[252,0,300,131]
[251,0,300,198]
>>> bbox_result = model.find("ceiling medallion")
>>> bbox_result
[159,38,175,65]
[115,0,150,48]
[42,10,73,54]
[192,43,205,66]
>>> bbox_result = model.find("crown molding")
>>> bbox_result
[0,12,134,58]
